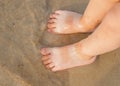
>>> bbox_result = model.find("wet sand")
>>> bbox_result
[0,0,120,86]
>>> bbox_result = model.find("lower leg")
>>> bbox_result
[81,3,120,57]
[81,0,119,32]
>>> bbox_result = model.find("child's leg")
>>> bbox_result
[81,3,120,56]
[40,3,120,72]
[47,0,119,34]
[81,0,119,32]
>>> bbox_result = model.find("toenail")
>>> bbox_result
[46,65,51,69]
[48,29,53,32]
[51,67,56,72]
[47,64,55,70]
[43,61,51,65]
[49,63,55,68]
[40,48,47,54]
[41,56,49,61]
[50,66,55,71]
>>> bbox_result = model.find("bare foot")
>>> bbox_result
[40,42,96,72]
[47,10,93,34]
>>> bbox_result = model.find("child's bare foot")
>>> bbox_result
[47,10,93,34]
[47,0,119,34]
[40,43,96,72]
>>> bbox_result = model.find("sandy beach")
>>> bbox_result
[0,0,120,86]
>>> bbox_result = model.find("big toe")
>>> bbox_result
[50,13,59,19]
[47,19,56,29]
[40,48,51,55]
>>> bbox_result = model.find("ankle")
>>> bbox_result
[75,44,94,60]
[79,41,95,60]
[80,51,94,60]
[80,52,94,60]
[79,16,100,32]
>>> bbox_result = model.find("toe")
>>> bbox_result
[41,56,50,61]
[42,58,52,65]
[47,29,55,33]
[50,13,59,19]
[47,23,56,29]
[51,67,57,72]
[40,48,51,55]
[46,63,55,69]
[48,18,57,23]
[49,14,54,18]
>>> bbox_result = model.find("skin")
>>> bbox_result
[40,1,120,72]
[47,0,119,34]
